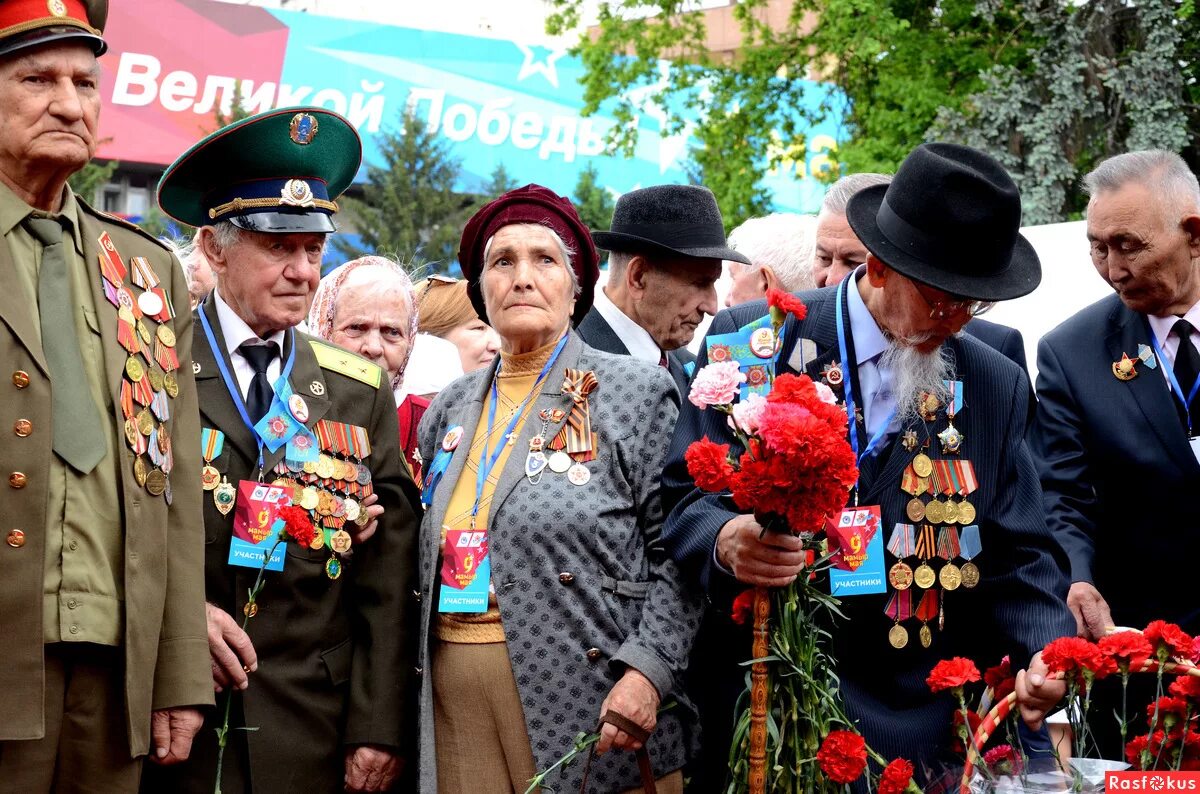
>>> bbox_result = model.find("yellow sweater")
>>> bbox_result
[435,337,560,644]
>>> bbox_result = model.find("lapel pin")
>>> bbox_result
[1137,344,1158,370]
[1112,353,1137,381]
[310,380,326,396]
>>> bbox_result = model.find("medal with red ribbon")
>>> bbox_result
[915,588,939,648]
[884,587,913,648]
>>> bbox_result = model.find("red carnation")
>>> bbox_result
[731,589,754,626]
[1145,621,1194,660]
[277,505,317,548]
[1147,696,1192,734]
[1099,631,1153,672]
[984,657,1016,702]
[952,709,983,753]
[927,657,981,694]
[816,730,867,784]
[878,758,914,794]
[767,288,808,322]
[1170,675,1200,702]
[983,744,1023,775]
[1126,734,1150,768]
[1041,636,1114,684]
[685,438,734,493]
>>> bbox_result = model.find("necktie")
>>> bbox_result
[1172,318,1200,431]
[25,216,106,473]
[238,342,278,425]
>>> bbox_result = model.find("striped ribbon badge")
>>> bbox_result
[559,369,598,456]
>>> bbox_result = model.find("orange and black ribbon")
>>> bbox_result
[552,368,598,461]
[914,524,936,559]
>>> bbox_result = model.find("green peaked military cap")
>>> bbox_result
[157,106,362,234]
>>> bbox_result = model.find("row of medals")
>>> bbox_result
[525,408,592,487]
[122,333,179,499]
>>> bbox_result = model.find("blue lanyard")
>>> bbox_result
[197,305,296,471]
[1150,331,1200,433]
[835,277,898,469]
[473,334,569,524]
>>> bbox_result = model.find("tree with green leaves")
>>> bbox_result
[68,158,118,206]
[334,110,470,271]
[571,162,616,233]
[548,0,1194,226]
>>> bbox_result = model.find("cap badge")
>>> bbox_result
[289,113,318,145]
[280,179,315,208]
[47,0,67,17]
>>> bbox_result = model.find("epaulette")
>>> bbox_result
[77,196,173,252]
[308,339,382,388]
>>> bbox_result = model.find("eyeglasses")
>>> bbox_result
[910,279,993,319]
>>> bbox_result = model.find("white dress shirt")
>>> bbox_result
[591,285,663,364]
[1147,300,1200,386]
[846,272,900,444]
[213,288,286,399]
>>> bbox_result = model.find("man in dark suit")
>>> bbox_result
[578,184,748,398]
[663,143,1074,783]
[1032,150,1200,753]
[144,109,419,793]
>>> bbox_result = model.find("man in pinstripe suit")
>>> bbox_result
[662,144,1076,784]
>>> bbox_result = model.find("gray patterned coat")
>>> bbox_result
[416,333,702,793]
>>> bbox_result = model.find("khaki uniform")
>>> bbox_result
[0,187,212,780]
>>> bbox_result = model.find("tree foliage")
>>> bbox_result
[68,158,118,205]
[571,162,616,232]
[334,110,470,271]
[548,0,1194,226]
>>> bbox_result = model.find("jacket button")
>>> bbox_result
[586,647,602,662]
[11,371,29,388]
[6,529,24,547]
[8,472,26,489]
[558,572,575,585]
[13,419,31,437]
[414,666,423,677]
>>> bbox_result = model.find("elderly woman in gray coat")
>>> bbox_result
[415,185,702,794]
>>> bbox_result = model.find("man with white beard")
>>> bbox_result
[661,143,1075,787]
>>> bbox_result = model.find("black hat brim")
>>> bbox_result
[592,230,751,266]
[845,184,1041,302]
[230,211,336,235]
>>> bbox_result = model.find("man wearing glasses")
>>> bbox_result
[662,143,1075,783]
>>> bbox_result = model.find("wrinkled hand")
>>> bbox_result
[148,707,204,765]
[597,669,660,755]
[206,602,257,692]
[716,514,808,588]
[1016,652,1067,731]
[349,492,382,545]
[1067,582,1113,641]
[344,745,401,792]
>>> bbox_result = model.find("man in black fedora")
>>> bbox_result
[580,184,750,398]
[662,143,1075,785]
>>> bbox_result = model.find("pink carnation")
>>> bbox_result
[813,380,838,405]
[729,393,768,435]
[688,361,746,409]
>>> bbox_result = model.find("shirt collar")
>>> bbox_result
[0,181,85,256]
[591,283,663,364]
[846,270,889,365]
[1148,299,1200,347]
[212,287,286,356]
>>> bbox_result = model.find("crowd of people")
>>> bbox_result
[1,5,1198,794]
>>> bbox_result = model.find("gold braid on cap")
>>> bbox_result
[207,196,338,220]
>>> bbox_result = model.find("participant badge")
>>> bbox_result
[827,506,886,596]
[228,481,291,571]
[437,528,490,614]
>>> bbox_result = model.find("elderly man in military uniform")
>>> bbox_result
[0,1,212,791]
[142,109,420,793]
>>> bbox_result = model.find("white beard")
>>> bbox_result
[878,336,957,426]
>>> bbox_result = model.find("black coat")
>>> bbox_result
[577,306,693,399]
[661,288,1074,781]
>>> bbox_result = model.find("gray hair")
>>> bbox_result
[727,213,819,291]
[821,172,893,216]
[481,223,581,297]
[209,220,244,251]
[1083,150,1200,218]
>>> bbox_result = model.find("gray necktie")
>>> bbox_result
[25,216,107,473]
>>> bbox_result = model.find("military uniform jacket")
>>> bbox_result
[0,199,212,753]
[146,297,420,793]
[415,333,703,793]
[660,289,1075,773]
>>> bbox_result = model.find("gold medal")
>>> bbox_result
[888,623,909,649]
[124,418,139,448]
[156,324,176,347]
[918,393,941,422]
[316,490,336,517]
[125,355,144,382]
[939,562,962,591]
[137,408,154,436]
[325,556,342,579]
[913,563,936,589]
[132,456,149,487]
[243,602,258,618]
[310,530,325,550]
[941,499,959,525]
[919,624,932,648]
[157,425,170,454]
[924,499,945,525]
[163,372,179,398]
[354,507,370,527]
[905,497,925,523]
[201,465,221,491]
[1112,354,1137,381]
[957,499,976,525]
[912,453,933,478]
[300,487,320,511]
[136,319,152,346]
[888,561,913,590]
[302,459,318,475]
[145,469,167,496]
[960,561,980,588]
[315,455,335,480]
[214,478,236,515]
[147,367,164,392]
[343,498,360,522]
[330,529,352,554]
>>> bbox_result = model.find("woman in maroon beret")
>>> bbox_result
[413,184,702,793]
